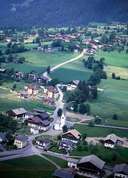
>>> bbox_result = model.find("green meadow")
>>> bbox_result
[0,156,55,178]
[96,50,128,68]
[51,60,92,82]
[89,79,128,126]
[4,51,77,73]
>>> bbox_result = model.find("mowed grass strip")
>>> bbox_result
[0,156,55,178]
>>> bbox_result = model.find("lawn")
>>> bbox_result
[0,156,55,178]
[96,50,128,68]
[74,124,128,137]
[51,60,92,82]
[4,51,77,73]
[88,79,128,126]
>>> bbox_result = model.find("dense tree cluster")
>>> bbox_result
[5,43,27,54]
[83,56,107,85]
[0,114,17,133]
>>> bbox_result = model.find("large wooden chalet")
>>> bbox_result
[28,112,51,134]
[62,129,81,144]
[7,108,27,119]
[77,155,105,177]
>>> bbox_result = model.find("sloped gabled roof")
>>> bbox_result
[78,155,105,170]
[63,129,81,139]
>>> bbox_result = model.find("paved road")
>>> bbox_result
[51,49,86,72]
[43,49,86,81]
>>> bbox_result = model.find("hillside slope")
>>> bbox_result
[0,0,128,27]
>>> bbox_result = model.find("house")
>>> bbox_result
[59,140,76,151]
[53,168,76,178]
[68,158,78,169]
[7,108,27,119]
[26,85,38,96]
[14,135,28,149]
[77,155,105,177]
[28,114,51,134]
[62,129,81,144]
[15,72,24,80]
[104,134,123,148]
[43,86,59,105]
[35,138,52,150]
[0,132,7,143]
[113,164,128,178]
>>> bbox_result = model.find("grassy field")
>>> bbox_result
[51,60,92,82]
[106,65,128,79]
[88,79,128,126]
[71,144,128,164]
[96,50,128,68]
[4,51,77,73]
[0,156,55,178]
[74,124,128,137]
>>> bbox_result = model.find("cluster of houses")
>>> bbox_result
[53,155,128,178]
[19,85,39,99]
[41,86,59,105]
[18,84,59,106]
[6,107,53,135]
[15,71,48,84]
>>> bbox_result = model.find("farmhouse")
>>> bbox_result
[113,164,128,178]
[77,155,105,177]
[7,108,27,119]
[104,134,123,148]
[28,115,51,134]
[14,135,28,149]
[61,129,81,144]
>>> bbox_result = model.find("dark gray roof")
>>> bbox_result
[15,135,28,142]
[113,164,128,175]
[36,138,52,144]
[78,155,105,170]
[53,168,75,178]
[60,140,75,147]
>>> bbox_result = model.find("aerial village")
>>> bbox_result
[0,22,128,178]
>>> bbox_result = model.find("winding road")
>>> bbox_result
[0,50,86,168]
[1,48,128,168]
